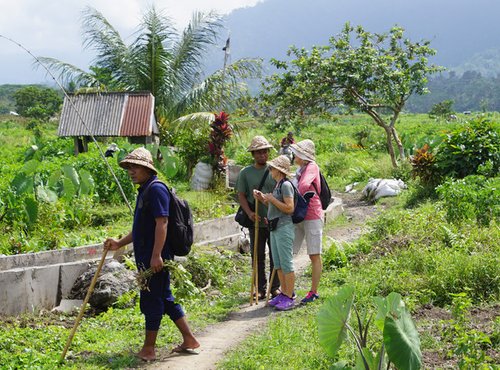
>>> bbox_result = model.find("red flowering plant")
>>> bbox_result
[208,111,233,175]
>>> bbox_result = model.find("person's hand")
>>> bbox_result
[262,193,273,202]
[249,210,259,222]
[150,254,164,274]
[104,238,120,251]
[253,189,264,202]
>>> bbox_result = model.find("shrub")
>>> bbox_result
[428,99,454,119]
[410,144,438,185]
[436,175,500,226]
[436,117,500,179]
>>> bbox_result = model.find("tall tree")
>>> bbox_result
[13,85,62,120]
[261,23,442,167]
[38,6,260,139]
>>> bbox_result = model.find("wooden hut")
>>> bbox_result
[58,92,158,154]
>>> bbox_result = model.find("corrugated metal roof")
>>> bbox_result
[58,92,156,137]
[120,94,157,136]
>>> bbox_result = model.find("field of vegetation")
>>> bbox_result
[0,110,498,368]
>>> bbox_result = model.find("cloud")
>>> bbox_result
[0,0,263,84]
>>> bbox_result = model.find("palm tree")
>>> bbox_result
[39,6,260,135]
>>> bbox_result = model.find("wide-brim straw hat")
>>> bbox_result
[119,147,158,174]
[291,139,316,161]
[247,135,273,152]
[267,155,293,176]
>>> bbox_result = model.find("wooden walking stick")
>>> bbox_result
[265,268,277,305]
[250,199,260,305]
[60,246,109,362]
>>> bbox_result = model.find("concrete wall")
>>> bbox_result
[0,199,343,316]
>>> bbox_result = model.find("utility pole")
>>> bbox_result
[220,34,230,108]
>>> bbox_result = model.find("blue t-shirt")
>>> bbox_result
[132,176,171,266]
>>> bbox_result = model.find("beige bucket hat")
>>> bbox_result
[267,155,292,176]
[247,135,273,152]
[119,147,158,174]
[291,139,316,161]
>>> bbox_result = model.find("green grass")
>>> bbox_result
[220,198,500,369]
[0,250,252,369]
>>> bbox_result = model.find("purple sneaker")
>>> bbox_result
[268,293,284,307]
[275,295,295,311]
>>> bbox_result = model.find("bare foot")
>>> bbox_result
[172,338,200,353]
[137,346,156,361]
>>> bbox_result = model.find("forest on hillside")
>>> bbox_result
[407,71,500,113]
[2,70,500,116]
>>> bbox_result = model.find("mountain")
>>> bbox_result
[451,48,500,78]
[209,0,500,73]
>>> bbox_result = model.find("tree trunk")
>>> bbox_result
[389,109,405,161]
[365,108,398,168]
[391,126,405,161]
[384,127,398,168]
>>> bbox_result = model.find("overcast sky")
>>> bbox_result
[0,0,263,84]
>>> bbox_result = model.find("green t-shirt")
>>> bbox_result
[235,165,276,226]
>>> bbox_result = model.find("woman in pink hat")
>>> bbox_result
[290,139,323,304]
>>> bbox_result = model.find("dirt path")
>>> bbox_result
[139,192,376,370]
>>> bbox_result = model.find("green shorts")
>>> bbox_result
[270,222,295,273]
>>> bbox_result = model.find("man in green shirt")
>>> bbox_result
[236,136,280,298]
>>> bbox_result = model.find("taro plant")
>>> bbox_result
[318,285,422,370]
[2,160,96,232]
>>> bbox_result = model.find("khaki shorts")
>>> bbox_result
[293,219,323,255]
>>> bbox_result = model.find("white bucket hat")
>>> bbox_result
[267,155,292,176]
[291,139,316,161]
[247,135,273,152]
[119,147,158,174]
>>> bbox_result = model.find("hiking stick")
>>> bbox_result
[250,200,260,305]
[60,246,108,362]
[265,268,277,304]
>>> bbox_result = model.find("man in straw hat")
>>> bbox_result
[253,155,296,310]
[290,139,324,304]
[235,136,280,299]
[104,147,199,361]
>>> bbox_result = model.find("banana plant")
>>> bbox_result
[318,285,422,370]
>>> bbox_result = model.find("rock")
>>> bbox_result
[345,182,359,193]
[238,235,250,254]
[67,260,136,310]
[52,299,83,313]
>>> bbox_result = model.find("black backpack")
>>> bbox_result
[141,180,193,257]
[313,172,332,210]
[281,180,315,224]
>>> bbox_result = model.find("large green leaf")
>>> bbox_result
[116,148,128,164]
[373,292,405,332]
[158,156,179,179]
[36,186,58,203]
[21,159,40,175]
[11,173,34,195]
[23,145,39,162]
[61,177,77,200]
[331,361,351,370]
[79,169,95,196]
[23,197,38,227]
[318,285,355,358]
[47,171,61,188]
[383,308,422,370]
[62,164,80,188]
